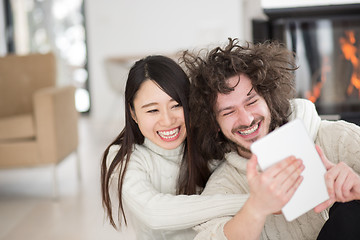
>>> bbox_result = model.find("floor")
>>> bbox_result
[0,116,136,240]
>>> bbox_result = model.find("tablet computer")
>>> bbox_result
[250,118,329,221]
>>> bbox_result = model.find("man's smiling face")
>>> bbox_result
[215,74,271,158]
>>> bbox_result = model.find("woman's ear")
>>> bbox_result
[130,107,138,123]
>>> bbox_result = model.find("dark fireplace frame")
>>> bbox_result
[263,4,360,20]
[253,3,360,125]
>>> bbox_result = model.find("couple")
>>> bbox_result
[101,38,360,240]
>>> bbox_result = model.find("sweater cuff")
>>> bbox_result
[193,216,231,240]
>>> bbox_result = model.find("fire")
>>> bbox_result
[305,56,330,103]
[339,31,360,97]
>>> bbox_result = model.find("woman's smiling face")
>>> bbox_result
[131,80,186,150]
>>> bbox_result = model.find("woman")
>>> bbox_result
[101,55,245,239]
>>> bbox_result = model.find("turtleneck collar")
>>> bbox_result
[288,98,321,141]
[143,138,185,159]
[225,151,248,173]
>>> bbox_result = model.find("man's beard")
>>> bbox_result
[236,144,252,156]
[231,118,261,135]
[232,116,272,158]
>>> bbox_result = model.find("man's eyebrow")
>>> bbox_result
[247,87,254,96]
[216,106,233,114]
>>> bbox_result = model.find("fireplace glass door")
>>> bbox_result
[271,16,360,118]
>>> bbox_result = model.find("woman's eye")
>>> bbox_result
[172,103,181,109]
[146,109,158,113]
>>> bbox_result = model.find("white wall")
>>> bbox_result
[85,0,264,122]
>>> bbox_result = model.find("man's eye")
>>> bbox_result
[248,99,258,106]
[223,111,234,116]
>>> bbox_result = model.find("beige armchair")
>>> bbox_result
[0,52,80,198]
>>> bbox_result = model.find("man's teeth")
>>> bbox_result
[158,128,179,139]
[239,123,259,135]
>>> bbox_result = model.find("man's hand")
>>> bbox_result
[224,155,305,240]
[246,154,304,216]
[314,145,360,213]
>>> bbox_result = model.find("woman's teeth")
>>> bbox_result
[239,123,259,136]
[158,128,179,139]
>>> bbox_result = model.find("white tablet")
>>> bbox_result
[250,118,329,222]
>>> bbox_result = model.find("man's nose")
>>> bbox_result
[237,108,254,126]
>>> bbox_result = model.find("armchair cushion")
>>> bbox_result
[0,114,35,141]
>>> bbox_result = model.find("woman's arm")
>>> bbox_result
[114,148,248,230]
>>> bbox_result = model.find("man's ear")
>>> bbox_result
[215,126,221,138]
[130,107,138,123]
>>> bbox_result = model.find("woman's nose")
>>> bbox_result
[160,111,174,126]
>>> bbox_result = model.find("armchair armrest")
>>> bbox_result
[33,85,79,164]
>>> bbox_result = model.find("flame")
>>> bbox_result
[339,31,360,97]
[305,56,330,103]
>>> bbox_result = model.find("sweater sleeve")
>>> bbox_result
[316,120,360,175]
[110,146,246,231]
[192,160,250,239]
[193,217,231,240]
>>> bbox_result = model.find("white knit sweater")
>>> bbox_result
[194,98,360,240]
[108,138,248,239]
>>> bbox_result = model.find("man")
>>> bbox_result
[182,39,360,239]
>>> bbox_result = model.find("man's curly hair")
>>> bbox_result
[181,38,298,160]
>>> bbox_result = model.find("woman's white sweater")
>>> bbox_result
[108,138,248,240]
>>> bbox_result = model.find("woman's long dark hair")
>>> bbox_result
[101,55,210,229]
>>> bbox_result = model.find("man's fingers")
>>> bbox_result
[314,198,335,213]
[267,156,297,178]
[247,154,258,180]
[334,169,348,202]
[316,145,333,170]
[315,145,336,199]
[279,160,304,191]
[285,175,303,200]
[324,171,335,199]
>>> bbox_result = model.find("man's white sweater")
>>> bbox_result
[194,98,360,240]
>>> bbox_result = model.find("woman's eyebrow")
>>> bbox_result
[141,102,158,109]
[141,98,177,109]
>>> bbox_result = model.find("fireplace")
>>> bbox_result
[253,3,360,125]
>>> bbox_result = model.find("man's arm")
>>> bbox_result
[223,155,304,240]
[314,120,360,212]
[314,145,360,212]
